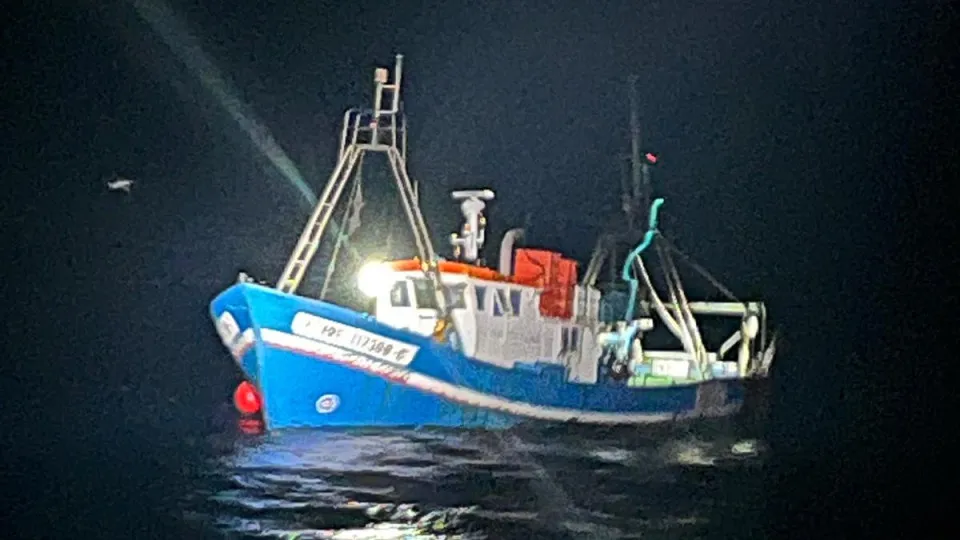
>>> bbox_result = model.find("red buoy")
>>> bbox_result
[233,381,261,415]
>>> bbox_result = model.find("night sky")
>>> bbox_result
[1,0,951,536]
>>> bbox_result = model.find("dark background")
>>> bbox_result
[1,0,952,537]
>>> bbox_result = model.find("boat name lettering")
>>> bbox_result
[291,312,419,366]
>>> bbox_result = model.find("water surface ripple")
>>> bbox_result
[181,422,767,539]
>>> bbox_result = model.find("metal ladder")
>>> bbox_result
[275,55,447,323]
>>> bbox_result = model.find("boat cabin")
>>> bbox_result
[370,249,604,383]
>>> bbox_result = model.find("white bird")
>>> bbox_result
[106,174,135,193]
[731,439,760,456]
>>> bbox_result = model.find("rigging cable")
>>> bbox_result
[657,241,707,373]
[657,234,740,303]
[319,154,366,299]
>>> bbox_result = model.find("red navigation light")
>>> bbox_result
[233,381,262,415]
[644,152,658,164]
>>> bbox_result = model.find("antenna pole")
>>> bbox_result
[628,75,646,229]
[390,54,403,113]
[276,55,430,295]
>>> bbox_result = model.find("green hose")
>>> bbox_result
[620,198,665,321]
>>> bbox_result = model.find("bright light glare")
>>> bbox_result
[357,261,390,297]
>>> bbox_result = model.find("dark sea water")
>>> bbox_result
[2,347,916,540]
[175,417,769,539]
[2,0,935,535]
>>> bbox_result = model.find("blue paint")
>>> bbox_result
[211,283,745,430]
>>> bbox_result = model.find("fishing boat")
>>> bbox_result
[210,55,777,430]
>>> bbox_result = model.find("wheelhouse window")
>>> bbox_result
[493,288,510,317]
[389,281,410,307]
[444,283,467,310]
[411,279,466,310]
[509,289,522,315]
[475,285,487,312]
[412,279,437,309]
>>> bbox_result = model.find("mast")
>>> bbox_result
[272,54,460,342]
[581,74,650,289]
[629,74,645,227]
[276,57,439,289]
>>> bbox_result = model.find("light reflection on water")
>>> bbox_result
[181,419,768,539]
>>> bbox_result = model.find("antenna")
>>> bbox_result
[449,189,495,262]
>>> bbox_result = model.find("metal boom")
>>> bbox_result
[276,55,438,296]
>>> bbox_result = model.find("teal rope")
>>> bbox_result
[620,198,666,321]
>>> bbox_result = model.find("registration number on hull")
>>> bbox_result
[291,312,420,366]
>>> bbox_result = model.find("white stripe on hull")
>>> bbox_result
[251,328,740,425]
[229,328,256,362]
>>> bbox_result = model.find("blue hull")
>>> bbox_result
[210,283,746,430]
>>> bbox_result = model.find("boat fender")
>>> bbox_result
[233,381,262,415]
